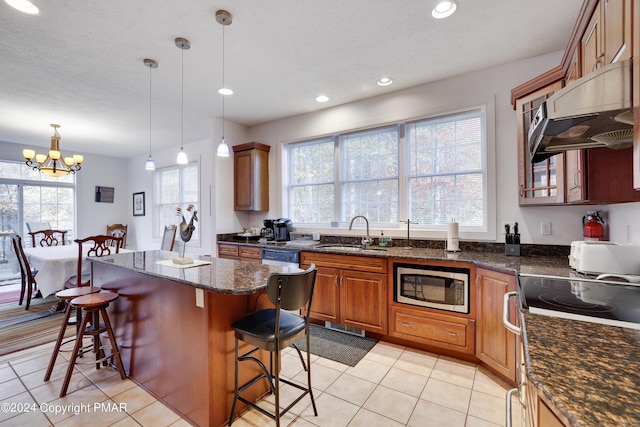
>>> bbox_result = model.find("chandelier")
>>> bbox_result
[23,124,84,178]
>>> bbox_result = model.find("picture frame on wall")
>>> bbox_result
[133,192,145,216]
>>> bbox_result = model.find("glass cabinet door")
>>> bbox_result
[515,81,565,205]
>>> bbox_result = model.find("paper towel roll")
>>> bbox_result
[447,222,460,252]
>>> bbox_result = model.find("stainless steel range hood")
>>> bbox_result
[528,58,634,163]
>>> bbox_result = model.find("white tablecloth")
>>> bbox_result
[24,245,131,298]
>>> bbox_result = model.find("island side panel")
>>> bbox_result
[92,262,210,426]
[207,291,271,427]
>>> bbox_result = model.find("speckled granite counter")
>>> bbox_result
[90,249,297,294]
[521,310,640,427]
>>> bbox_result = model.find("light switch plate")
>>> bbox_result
[195,288,204,308]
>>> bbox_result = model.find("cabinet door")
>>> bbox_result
[340,270,388,334]
[564,150,585,203]
[582,3,602,75]
[475,268,516,383]
[515,82,565,205]
[309,267,340,323]
[602,0,632,64]
[234,150,255,210]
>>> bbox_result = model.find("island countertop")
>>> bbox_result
[89,249,299,295]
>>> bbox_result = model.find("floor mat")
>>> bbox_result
[292,323,378,367]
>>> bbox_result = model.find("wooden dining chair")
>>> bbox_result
[11,235,38,310]
[160,225,177,251]
[65,235,123,289]
[106,224,127,248]
[29,229,67,247]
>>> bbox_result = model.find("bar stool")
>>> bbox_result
[228,264,318,426]
[59,292,127,397]
[44,287,101,382]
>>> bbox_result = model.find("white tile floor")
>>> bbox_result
[0,338,518,427]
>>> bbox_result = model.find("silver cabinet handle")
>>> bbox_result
[503,291,521,335]
[399,321,412,327]
[505,388,518,427]
[445,330,460,337]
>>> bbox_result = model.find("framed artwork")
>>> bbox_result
[95,186,114,203]
[133,192,145,216]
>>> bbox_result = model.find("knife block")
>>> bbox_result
[505,244,520,257]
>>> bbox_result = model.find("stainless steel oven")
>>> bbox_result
[394,263,470,314]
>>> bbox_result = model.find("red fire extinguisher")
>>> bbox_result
[583,211,605,241]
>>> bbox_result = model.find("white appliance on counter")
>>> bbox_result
[568,241,640,275]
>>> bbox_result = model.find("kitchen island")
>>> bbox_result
[89,250,298,427]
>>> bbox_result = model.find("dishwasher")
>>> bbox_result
[261,248,300,268]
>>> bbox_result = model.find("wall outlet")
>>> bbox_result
[541,222,552,235]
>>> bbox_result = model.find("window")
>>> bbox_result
[154,161,199,242]
[286,107,486,231]
[406,111,485,228]
[341,126,399,223]
[0,160,76,277]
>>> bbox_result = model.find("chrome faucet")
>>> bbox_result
[349,215,371,249]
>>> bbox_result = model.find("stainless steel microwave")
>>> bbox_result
[394,263,470,313]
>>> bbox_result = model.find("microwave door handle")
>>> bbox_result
[503,292,521,335]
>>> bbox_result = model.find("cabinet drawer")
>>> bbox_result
[239,246,262,259]
[300,251,387,273]
[218,244,239,257]
[390,307,474,353]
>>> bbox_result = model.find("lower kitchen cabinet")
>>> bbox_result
[525,380,566,427]
[389,305,475,354]
[217,243,262,263]
[476,268,517,383]
[300,252,388,334]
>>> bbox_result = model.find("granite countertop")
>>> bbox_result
[89,250,298,295]
[218,236,573,277]
[521,311,640,427]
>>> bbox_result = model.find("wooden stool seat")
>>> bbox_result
[44,287,102,382]
[59,291,126,397]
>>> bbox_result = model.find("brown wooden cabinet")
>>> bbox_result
[515,81,566,205]
[217,243,262,264]
[475,268,517,383]
[233,142,270,211]
[300,251,388,334]
[389,305,474,354]
[513,0,640,205]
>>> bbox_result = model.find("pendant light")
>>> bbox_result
[175,37,190,165]
[144,58,158,171]
[216,10,232,157]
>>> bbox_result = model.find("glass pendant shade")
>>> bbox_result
[177,149,188,164]
[145,156,156,170]
[216,138,230,157]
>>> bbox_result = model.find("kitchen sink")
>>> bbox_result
[316,244,388,252]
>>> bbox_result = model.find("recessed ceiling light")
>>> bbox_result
[432,0,458,19]
[315,95,329,103]
[5,0,39,15]
[377,77,393,86]
[218,88,233,95]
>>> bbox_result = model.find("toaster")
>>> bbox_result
[569,241,640,275]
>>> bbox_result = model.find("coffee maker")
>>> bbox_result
[273,218,293,241]
[261,219,275,241]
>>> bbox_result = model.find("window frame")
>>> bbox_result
[153,160,200,244]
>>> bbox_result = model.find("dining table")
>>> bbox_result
[23,245,131,298]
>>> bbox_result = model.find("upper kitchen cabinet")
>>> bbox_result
[514,78,566,205]
[512,0,640,204]
[233,142,270,211]
[582,0,632,75]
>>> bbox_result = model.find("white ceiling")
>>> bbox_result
[0,0,583,159]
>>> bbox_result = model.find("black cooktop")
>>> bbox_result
[518,274,640,329]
